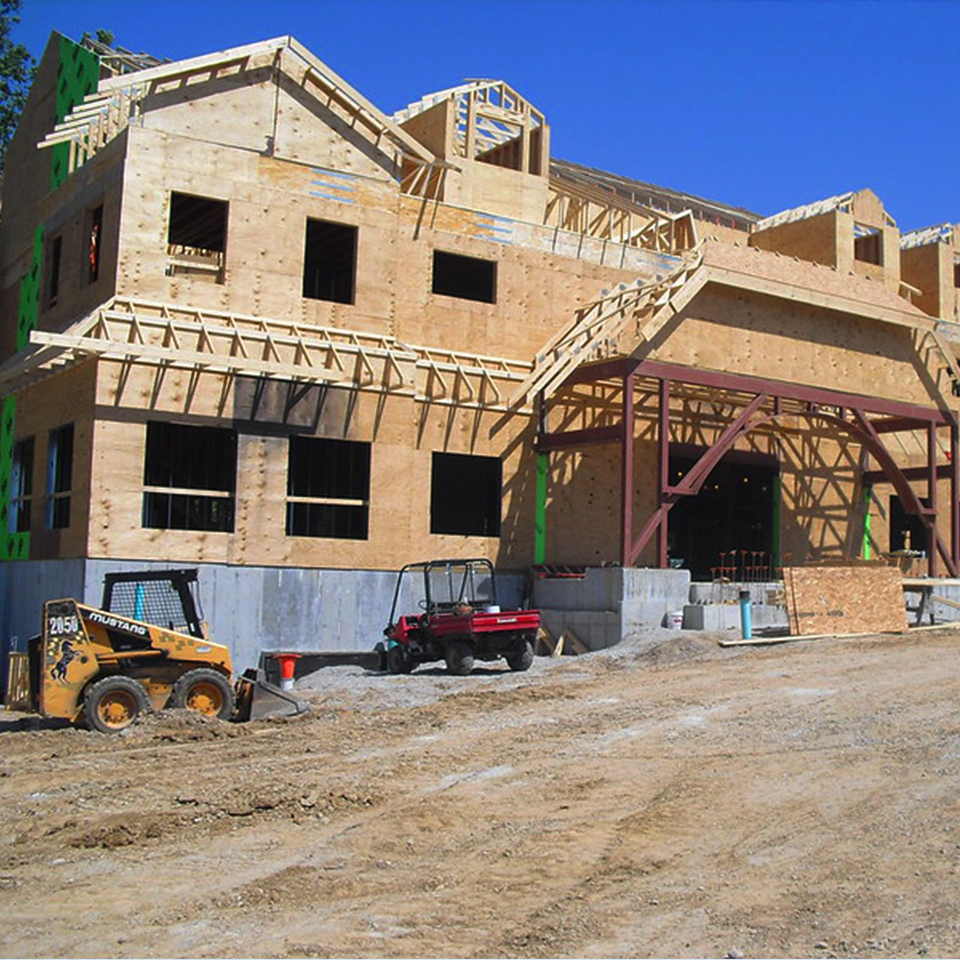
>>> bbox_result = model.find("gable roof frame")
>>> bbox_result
[40,35,435,175]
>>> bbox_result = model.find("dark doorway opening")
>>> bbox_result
[667,445,778,580]
[889,494,928,553]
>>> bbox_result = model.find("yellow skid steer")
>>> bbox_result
[5,569,307,732]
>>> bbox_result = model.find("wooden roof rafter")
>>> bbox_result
[546,169,698,255]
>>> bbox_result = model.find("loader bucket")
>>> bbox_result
[234,668,311,722]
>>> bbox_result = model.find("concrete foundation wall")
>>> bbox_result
[533,567,691,650]
[0,558,526,681]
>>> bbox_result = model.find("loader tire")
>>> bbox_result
[445,639,474,676]
[171,668,235,720]
[84,675,150,734]
[506,639,534,672]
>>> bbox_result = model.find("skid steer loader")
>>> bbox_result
[4,569,307,733]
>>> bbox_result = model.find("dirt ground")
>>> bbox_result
[3,627,960,959]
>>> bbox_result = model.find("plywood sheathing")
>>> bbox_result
[14,361,97,561]
[783,565,907,635]
[900,223,960,324]
[750,189,901,292]
[84,377,537,571]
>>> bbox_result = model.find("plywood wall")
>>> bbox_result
[15,362,98,561]
[749,212,840,267]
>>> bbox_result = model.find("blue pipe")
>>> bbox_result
[739,589,752,640]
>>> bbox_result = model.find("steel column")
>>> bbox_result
[928,421,938,577]
[952,413,960,570]
[620,373,635,567]
[657,378,671,567]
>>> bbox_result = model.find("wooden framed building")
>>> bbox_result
[1,32,959,666]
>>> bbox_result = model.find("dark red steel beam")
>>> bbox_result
[929,421,939,577]
[620,373,635,567]
[862,464,953,485]
[636,361,951,424]
[952,413,960,570]
[627,393,767,565]
[854,409,955,576]
[870,416,932,434]
[657,378,670,567]
[562,358,951,425]
[563,357,635,387]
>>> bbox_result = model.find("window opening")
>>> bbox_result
[10,436,33,533]
[46,423,73,529]
[87,205,103,283]
[430,452,501,536]
[302,220,357,304]
[142,421,236,532]
[432,251,497,304]
[167,192,228,281]
[953,256,960,289]
[47,235,62,307]
[286,436,370,539]
[853,223,882,266]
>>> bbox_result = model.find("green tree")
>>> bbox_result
[0,0,35,175]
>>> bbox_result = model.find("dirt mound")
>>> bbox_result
[118,708,250,744]
[632,633,726,666]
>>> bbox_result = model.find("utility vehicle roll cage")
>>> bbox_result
[386,558,498,623]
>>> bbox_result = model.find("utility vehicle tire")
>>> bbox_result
[84,675,150,734]
[171,668,235,720]
[506,639,535,672]
[387,645,414,675]
[445,639,474,676]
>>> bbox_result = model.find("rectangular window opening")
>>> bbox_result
[47,235,62,307]
[286,436,370,539]
[953,258,960,289]
[167,192,228,281]
[142,421,236,533]
[10,436,33,533]
[432,250,497,304]
[46,424,73,529]
[430,451,501,536]
[87,205,103,284]
[853,224,882,266]
[302,219,357,304]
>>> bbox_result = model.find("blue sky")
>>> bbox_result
[13,0,960,230]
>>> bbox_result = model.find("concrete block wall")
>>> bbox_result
[532,567,691,650]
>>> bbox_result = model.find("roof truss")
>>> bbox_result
[0,298,531,414]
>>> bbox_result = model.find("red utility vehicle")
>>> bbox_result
[383,559,541,676]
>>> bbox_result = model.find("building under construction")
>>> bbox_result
[1,32,959,667]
